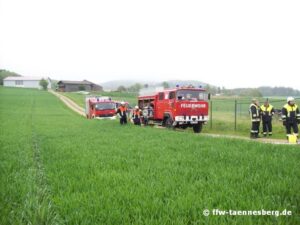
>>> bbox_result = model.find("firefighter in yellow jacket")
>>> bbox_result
[249,99,261,139]
[260,100,275,137]
[281,97,300,138]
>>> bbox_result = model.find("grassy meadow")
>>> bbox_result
[0,87,299,225]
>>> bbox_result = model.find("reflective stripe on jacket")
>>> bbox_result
[281,104,299,122]
[117,106,127,116]
[132,110,142,118]
[260,104,274,121]
[249,104,260,122]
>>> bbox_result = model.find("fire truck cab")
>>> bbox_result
[85,96,117,119]
[138,86,210,133]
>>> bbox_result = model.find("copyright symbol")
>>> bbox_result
[203,209,210,217]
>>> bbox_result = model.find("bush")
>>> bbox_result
[39,79,49,90]
[78,85,86,91]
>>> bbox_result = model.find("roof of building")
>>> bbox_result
[4,76,50,81]
[57,80,101,86]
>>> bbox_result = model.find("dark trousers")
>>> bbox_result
[133,117,141,126]
[262,120,272,135]
[120,116,127,125]
[143,118,149,125]
[251,121,260,137]
[286,122,299,135]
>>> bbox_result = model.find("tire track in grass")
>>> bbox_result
[49,90,85,117]
[22,94,62,225]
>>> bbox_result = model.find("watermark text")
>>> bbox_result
[203,209,292,217]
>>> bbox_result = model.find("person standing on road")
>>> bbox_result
[117,102,127,125]
[132,106,142,126]
[281,97,300,138]
[260,100,275,137]
[249,99,261,139]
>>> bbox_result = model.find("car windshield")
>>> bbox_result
[95,102,116,110]
[176,90,207,101]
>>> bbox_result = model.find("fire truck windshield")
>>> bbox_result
[94,102,116,110]
[176,90,208,101]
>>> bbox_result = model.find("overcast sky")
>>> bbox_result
[0,0,299,89]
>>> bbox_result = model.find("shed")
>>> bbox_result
[57,80,103,92]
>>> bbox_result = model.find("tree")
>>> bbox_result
[78,85,86,91]
[162,81,169,89]
[0,69,20,85]
[117,85,127,92]
[205,84,210,91]
[51,80,58,90]
[240,88,262,97]
[128,83,143,92]
[39,79,49,90]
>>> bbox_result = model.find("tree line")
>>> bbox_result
[116,81,300,97]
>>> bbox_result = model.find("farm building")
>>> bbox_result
[57,80,103,92]
[3,76,52,89]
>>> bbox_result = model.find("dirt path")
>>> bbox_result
[201,133,294,145]
[50,91,298,145]
[49,90,86,117]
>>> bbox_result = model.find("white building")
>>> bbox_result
[3,76,52,89]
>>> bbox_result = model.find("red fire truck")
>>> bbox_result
[85,96,117,119]
[138,86,210,133]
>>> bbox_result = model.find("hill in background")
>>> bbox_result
[258,86,300,97]
[101,79,300,97]
[225,87,300,97]
[100,79,208,90]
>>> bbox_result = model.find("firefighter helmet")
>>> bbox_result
[135,106,139,109]
[287,97,295,103]
[120,101,125,105]
[252,98,259,105]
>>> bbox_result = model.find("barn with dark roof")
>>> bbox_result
[57,80,103,92]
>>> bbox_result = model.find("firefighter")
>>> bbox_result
[132,106,142,125]
[249,98,261,139]
[142,104,153,126]
[116,102,127,125]
[281,97,300,138]
[260,100,275,137]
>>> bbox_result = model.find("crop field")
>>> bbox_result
[61,92,288,139]
[0,87,299,225]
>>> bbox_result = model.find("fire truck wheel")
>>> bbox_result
[193,123,203,133]
[181,125,188,129]
[165,117,174,129]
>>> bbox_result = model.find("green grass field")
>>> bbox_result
[1,87,299,225]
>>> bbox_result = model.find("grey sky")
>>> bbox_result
[0,0,299,89]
